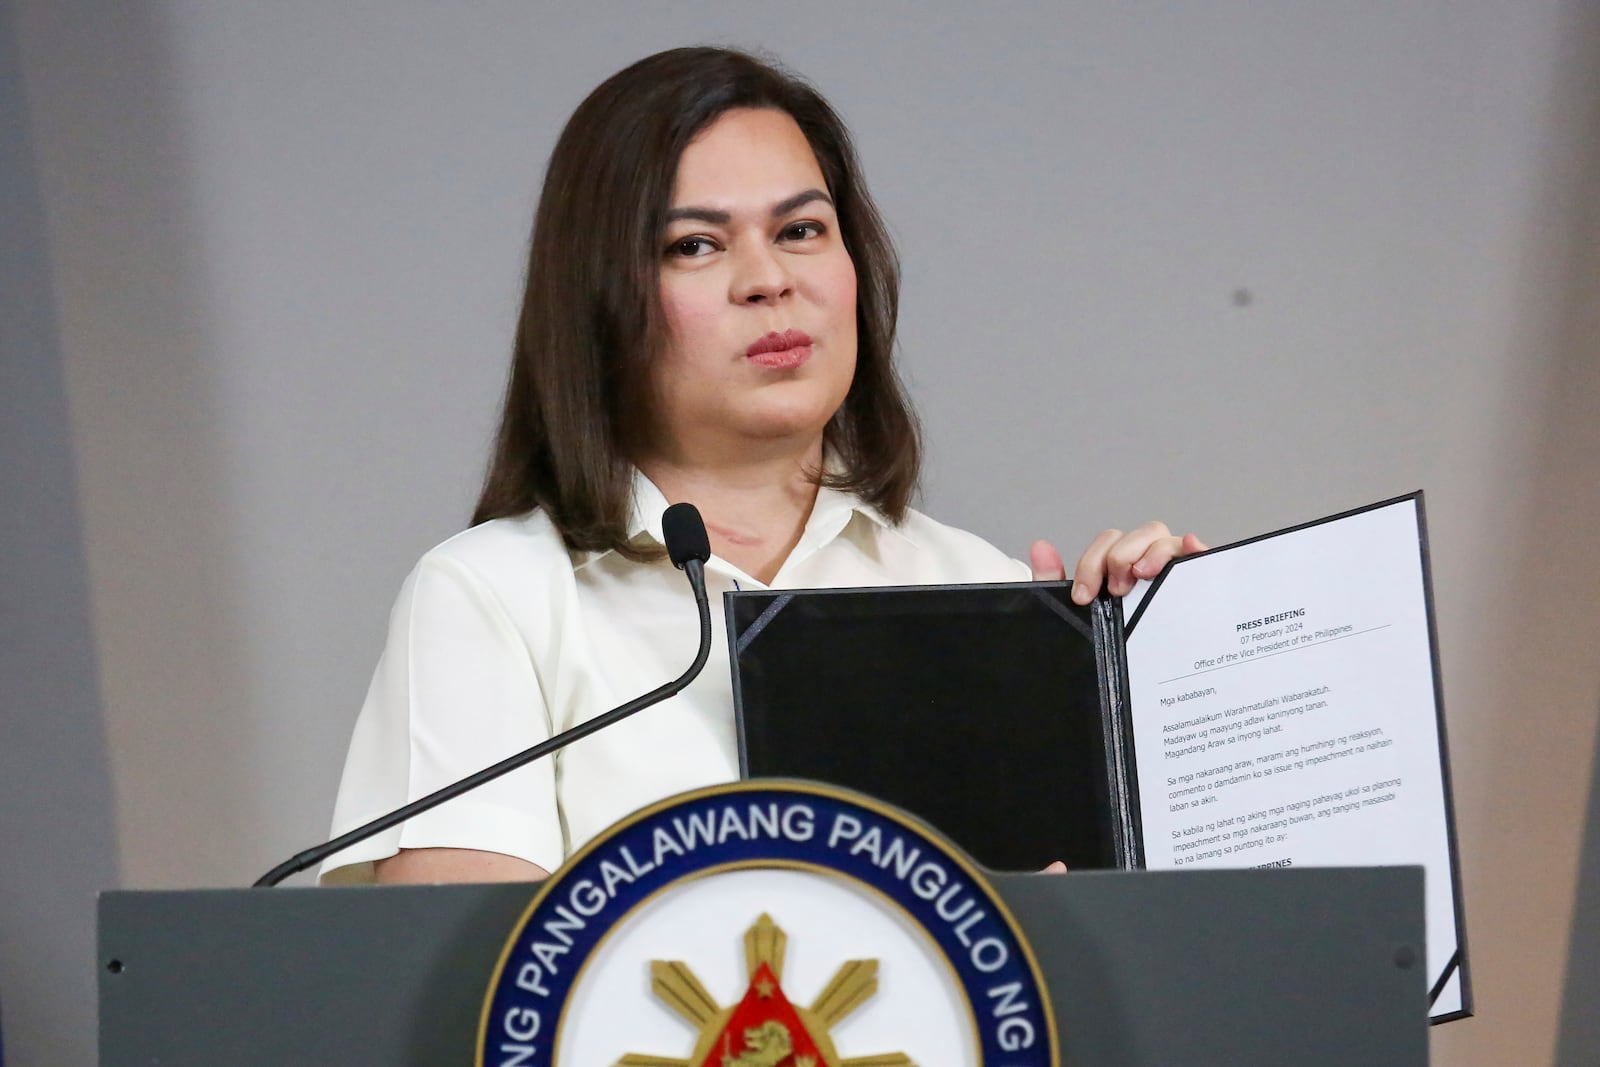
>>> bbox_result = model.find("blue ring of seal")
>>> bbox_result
[476,779,1055,1066]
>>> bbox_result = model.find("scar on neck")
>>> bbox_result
[705,521,764,547]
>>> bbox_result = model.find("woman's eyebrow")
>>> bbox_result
[771,188,832,216]
[664,206,730,224]
[664,189,833,226]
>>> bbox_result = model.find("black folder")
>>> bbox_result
[727,581,1135,873]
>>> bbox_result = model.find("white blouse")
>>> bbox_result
[321,473,1027,882]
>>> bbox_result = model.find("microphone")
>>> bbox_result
[663,501,711,568]
[254,503,714,887]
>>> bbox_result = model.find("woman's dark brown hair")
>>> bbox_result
[472,47,920,558]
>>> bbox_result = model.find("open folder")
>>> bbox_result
[727,492,1470,1022]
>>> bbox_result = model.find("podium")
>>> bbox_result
[100,866,1428,1065]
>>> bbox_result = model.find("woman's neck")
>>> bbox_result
[636,442,824,585]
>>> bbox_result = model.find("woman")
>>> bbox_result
[322,47,1202,885]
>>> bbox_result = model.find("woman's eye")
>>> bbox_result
[667,236,717,258]
[781,221,824,241]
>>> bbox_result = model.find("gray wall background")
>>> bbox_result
[3,2,1597,1064]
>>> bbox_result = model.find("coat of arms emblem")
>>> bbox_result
[618,914,912,1067]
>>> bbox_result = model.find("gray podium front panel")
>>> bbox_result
[100,867,1427,1066]
[1005,868,1428,1065]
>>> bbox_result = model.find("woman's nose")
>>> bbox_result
[730,243,793,304]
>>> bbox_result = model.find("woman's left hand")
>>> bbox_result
[1029,522,1208,605]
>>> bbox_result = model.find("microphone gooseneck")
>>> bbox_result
[253,505,714,887]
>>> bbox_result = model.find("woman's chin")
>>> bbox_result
[738,408,838,447]
[650,392,847,463]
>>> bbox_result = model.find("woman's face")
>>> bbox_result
[645,107,858,465]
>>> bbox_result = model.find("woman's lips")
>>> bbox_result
[746,329,813,369]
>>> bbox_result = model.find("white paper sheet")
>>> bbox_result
[1125,497,1464,1018]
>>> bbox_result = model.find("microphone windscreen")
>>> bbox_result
[662,503,711,568]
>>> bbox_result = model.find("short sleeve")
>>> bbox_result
[319,552,564,882]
